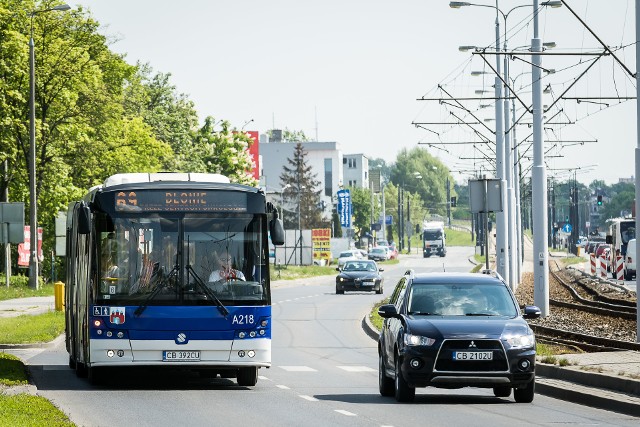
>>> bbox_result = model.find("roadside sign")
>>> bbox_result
[562,223,572,233]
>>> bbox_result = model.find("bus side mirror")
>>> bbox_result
[606,235,613,244]
[78,205,91,235]
[270,214,285,246]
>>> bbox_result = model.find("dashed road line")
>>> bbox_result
[337,366,376,372]
[334,409,357,417]
[279,366,317,372]
[299,395,319,401]
[276,385,290,389]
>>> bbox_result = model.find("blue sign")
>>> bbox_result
[337,189,351,228]
[385,215,393,225]
[562,223,572,233]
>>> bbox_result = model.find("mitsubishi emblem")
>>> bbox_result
[469,341,477,348]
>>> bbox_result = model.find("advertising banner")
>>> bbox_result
[337,189,351,228]
[17,226,43,267]
[312,228,331,263]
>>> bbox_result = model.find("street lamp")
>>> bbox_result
[28,3,71,289]
[452,0,562,291]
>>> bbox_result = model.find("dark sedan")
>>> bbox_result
[335,260,384,294]
[378,270,541,403]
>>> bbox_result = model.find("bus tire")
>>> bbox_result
[68,356,76,370]
[75,361,88,378]
[237,367,258,386]
[88,366,105,385]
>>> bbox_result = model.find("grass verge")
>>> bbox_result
[0,394,74,426]
[0,311,65,344]
[0,354,74,426]
[0,276,54,302]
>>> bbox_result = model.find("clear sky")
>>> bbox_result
[71,0,636,186]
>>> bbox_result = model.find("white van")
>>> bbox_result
[624,238,636,280]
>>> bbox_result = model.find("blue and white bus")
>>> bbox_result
[65,173,284,385]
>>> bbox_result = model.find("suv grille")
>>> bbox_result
[434,339,508,372]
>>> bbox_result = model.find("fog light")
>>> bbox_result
[259,330,265,336]
[518,358,531,371]
[107,350,115,358]
[93,319,101,327]
[117,331,124,338]
[106,331,112,337]
[249,331,257,338]
[96,330,103,335]
[410,358,423,369]
[260,319,268,327]
[238,332,246,339]
[248,350,256,358]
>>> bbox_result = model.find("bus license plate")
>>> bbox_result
[163,351,200,362]
[453,351,493,361]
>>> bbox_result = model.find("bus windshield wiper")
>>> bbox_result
[134,265,177,317]
[186,264,229,318]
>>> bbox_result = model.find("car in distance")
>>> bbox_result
[387,244,398,260]
[336,250,364,268]
[378,270,540,403]
[336,260,384,294]
[368,247,389,262]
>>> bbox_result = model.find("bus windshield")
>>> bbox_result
[620,221,636,245]
[97,213,267,306]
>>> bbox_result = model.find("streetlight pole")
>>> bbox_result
[28,4,71,289]
[532,0,549,316]
[635,0,640,340]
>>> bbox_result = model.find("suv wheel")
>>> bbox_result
[378,353,394,397]
[514,378,535,403]
[493,386,511,397]
[394,357,415,402]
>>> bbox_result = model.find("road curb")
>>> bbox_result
[0,334,64,350]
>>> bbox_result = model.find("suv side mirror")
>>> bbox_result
[378,304,398,319]
[523,305,541,319]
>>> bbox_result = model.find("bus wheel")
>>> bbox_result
[237,367,258,386]
[75,361,88,378]
[68,356,76,370]
[88,366,105,385]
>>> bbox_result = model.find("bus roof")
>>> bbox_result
[103,173,230,188]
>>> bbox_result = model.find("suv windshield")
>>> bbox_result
[96,213,267,306]
[407,283,517,316]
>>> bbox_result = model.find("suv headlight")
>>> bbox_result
[504,333,535,348]
[404,334,436,347]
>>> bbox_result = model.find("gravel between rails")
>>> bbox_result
[514,268,638,343]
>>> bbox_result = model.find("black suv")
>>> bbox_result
[378,270,540,403]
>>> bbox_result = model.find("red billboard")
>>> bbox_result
[17,226,43,267]
[245,130,260,180]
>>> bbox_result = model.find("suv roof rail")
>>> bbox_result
[404,269,415,279]
[481,269,505,282]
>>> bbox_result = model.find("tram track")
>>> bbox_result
[515,262,638,349]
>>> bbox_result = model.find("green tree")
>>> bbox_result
[122,63,199,171]
[390,147,452,216]
[280,143,325,229]
[189,117,258,186]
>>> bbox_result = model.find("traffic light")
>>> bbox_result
[597,195,603,206]
[450,196,457,207]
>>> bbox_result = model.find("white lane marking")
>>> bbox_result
[279,366,317,372]
[337,366,376,372]
[334,409,357,417]
[299,395,318,401]
[258,376,270,381]
[276,385,290,390]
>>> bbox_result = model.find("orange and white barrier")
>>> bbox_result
[590,254,598,275]
[616,255,624,282]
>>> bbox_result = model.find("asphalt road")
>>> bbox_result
[12,247,640,426]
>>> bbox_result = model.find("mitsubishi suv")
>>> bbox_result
[378,270,541,402]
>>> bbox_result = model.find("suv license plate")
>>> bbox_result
[163,351,200,362]
[453,351,493,361]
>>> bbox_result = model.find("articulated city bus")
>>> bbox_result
[65,173,284,385]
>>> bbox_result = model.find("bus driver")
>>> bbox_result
[209,252,245,282]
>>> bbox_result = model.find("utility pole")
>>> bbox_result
[532,0,550,317]
[446,177,451,227]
